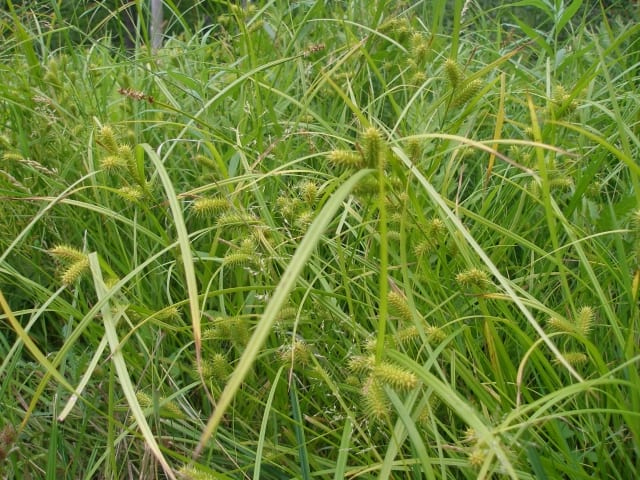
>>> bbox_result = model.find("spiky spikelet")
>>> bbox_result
[222,252,258,268]
[327,149,364,170]
[553,351,588,367]
[178,465,218,480]
[444,59,463,89]
[49,245,86,263]
[406,138,423,161]
[348,354,375,374]
[409,33,429,67]
[155,306,181,322]
[425,325,446,342]
[361,377,391,421]
[452,79,483,107]
[60,257,90,285]
[468,445,487,467]
[49,245,89,285]
[201,353,231,382]
[192,197,230,217]
[394,326,419,346]
[117,185,145,202]
[387,290,413,321]
[456,268,491,291]
[299,180,319,205]
[277,339,312,368]
[97,125,119,154]
[295,210,315,231]
[372,362,418,391]
[100,154,127,172]
[216,212,259,231]
[575,306,595,337]
[361,127,385,169]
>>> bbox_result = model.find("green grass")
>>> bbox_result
[1,0,639,478]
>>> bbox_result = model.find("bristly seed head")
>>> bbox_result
[327,149,365,170]
[456,268,491,290]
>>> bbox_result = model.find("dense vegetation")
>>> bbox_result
[1,0,639,478]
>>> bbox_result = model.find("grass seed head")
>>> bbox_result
[192,197,230,217]
[327,149,364,170]
[554,351,588,366]
[361,127,385,168]
[98,125,119,154]
[444,59,463,88]
[373,361,418,391]
[452,79,483,107]
[61,258,89,285]
[576,306,595,337]
[362,377,391,421]
[456,268,491,291]
[387,290,413,321]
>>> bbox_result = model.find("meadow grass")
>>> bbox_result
[1,0,639,478]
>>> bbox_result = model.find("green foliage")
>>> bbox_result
[1,0,639,479]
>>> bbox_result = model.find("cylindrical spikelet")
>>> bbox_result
[97,125,119,154]
[348,354,375,374]
[136,391,152,408]
[61,258,89,285]
[546,316,575,333]
[327,149,365,170]
[117,185,145,202]
[410,33,429,66]
[387,290,413,322]
[100,154,126,172]
[373,361,418,391]
[216,212,258,230]
[575,306,594,337]
[361,127,385,169]
[49,245,86,263]
[178,465,218,480]
[299,181,318,205]
[553,351,588,366]
[222,252,256,268]
[444,59,463,89]
[361,376,390,421]
[425,324,446,342]
[452,79,482,107]
[394,326,419,346]
[192,197,230,217]
[455,268,491,290]
[406,138,423,160]
[202,353,231,382]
